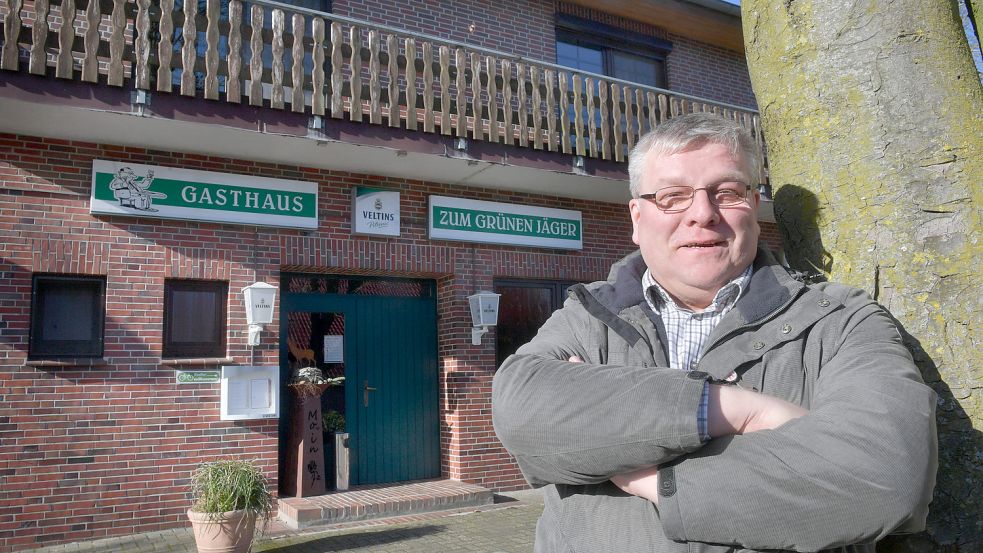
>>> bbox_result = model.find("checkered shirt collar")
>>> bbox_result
[643,264,753,315]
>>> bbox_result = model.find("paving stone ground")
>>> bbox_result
[20,491,544,553]
[255,502,541,553]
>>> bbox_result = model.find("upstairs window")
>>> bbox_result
[30,275,106,359]
[555,14,670,89]
[163,280,228,358]
[285,0,331,9]
[165,0,332,92]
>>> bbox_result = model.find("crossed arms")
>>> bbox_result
[609,378,808,505]
[492,287,937,551]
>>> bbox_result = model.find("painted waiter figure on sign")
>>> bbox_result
[493,113,937,553]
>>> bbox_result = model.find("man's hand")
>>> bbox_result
[708,384,807,436]
[611,466,662,504]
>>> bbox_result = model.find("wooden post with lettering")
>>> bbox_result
[284,383,331,497]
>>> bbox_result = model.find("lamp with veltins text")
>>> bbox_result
[242,282,277,346]
[468,291,500,345]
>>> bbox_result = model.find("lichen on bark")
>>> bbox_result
[743,0,982,550]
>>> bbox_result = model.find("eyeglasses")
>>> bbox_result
[638,183,752,213]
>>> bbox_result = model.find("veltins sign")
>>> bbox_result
[428,196,582,250]
[90,160,318,229]
[352,187,400,236]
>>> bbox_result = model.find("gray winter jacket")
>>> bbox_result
[492,249,937,553]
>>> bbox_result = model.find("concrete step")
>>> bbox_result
[277,478,494,530]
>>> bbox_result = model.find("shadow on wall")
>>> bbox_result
[773,184,981,552]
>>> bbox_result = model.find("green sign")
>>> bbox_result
[428,196,582,250]
[176,371,221,384]
[90,160,318,229]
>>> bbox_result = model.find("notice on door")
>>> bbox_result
[324,335,344,363]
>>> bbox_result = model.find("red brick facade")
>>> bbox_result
[0,132,781,551]
[666,35,757,109]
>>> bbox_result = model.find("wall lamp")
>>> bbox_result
[468,291,501,345]
[242,282,277,346]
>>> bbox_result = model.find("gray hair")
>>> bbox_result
[627,113,762,198]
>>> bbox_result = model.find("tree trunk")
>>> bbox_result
[968,0,981,49]
[742,1,982,550]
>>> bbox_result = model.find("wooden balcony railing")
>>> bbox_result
[1,0,765,170]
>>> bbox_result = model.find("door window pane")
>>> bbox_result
[283,275,432,298]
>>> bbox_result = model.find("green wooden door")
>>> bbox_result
[351,294,439,484]
[281,277,439,487]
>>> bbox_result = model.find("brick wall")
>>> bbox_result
[0,137,285,552]
[759,220,782,254]
[332,0,556,61]
[0,133,636,551]
[666,35,757,109]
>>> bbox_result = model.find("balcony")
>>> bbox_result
[0,0,764,202]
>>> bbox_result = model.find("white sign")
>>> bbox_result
[352,187,400,236]
[429,196,583,250]
[221,365,280,420]
[323,335,344,363]
[91,160,318,229]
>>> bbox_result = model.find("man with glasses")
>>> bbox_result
[493,113,936,553]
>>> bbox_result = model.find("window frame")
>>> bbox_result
[29,274,106,359]
[555,13,672,89]
[493,278,580,368]
[162,279,229,359]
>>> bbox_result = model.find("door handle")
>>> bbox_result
[363,380,378,407]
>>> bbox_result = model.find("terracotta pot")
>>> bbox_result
[187,509,257,553]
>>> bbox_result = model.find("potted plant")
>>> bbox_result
[322,409,348,490]
[322,409,346,434]
[187,459,274,553]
